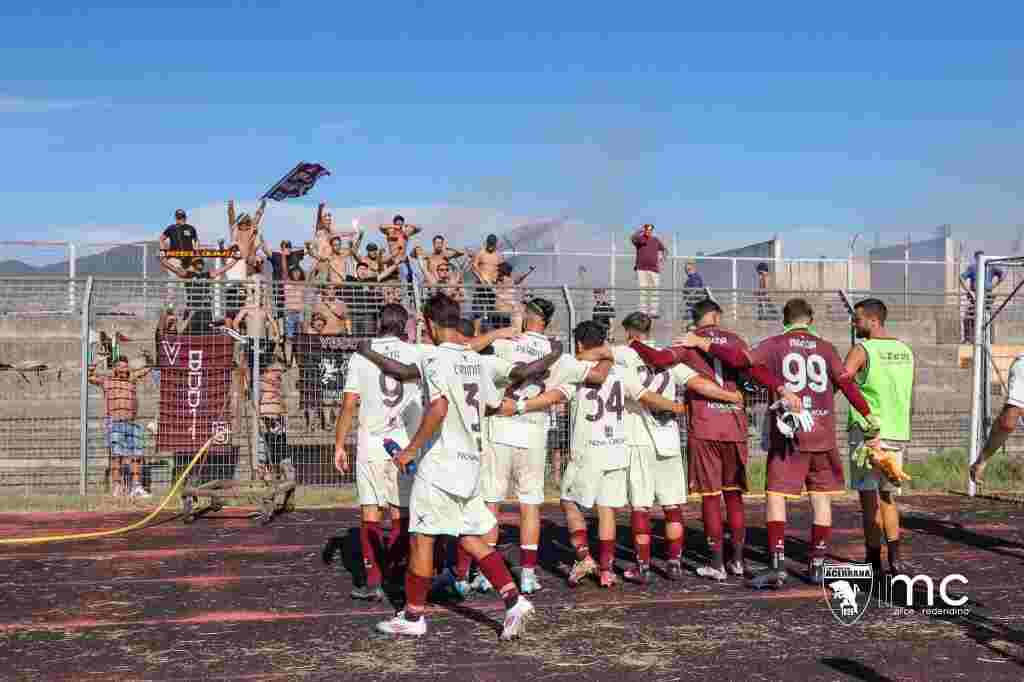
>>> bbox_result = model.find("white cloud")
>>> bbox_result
[0,95,108,114]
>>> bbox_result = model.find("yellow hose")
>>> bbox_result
[0,435,215,545]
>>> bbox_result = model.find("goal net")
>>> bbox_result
[967,254,1024,498]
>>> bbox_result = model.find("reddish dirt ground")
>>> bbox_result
[0,494,1022,681]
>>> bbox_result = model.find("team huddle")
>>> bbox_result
[332,291,915,640]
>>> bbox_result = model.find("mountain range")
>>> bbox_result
[0,242,161,277]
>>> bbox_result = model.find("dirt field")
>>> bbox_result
[0,494,1022,681]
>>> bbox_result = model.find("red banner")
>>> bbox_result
[157,335,235,451]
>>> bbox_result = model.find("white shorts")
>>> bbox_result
[356,458,412,508]
[1008,357,1024,409]
[408,479,497,537]
[482,442,546,505]
[848,426,905,494]
[561,456,628,510]
[627,445,687,508]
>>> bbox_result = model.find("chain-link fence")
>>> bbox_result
[2,274,1022,498]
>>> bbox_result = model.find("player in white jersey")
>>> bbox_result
[613,312,745,583]
[334,304,423,601]
[498,320,688,588]
[360,315,581,598]
[483,297,610,594]
[373,293,534,640]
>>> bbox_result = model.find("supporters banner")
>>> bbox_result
[294,334,358,408]
[157,335,234,450]
[262,162,331,201]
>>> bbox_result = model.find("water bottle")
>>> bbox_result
[383,438,416,475]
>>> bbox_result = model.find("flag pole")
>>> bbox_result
[261,161,305,201]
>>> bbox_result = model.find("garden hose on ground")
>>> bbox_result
[0,435,215,545]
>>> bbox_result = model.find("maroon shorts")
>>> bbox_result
[766,447,844,498]
[688,437,749,497]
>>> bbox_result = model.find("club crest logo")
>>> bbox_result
[823,561,873,626]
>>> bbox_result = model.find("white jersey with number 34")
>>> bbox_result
[558,365,647,471]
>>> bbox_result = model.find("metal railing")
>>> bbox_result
[0,276,1019,495]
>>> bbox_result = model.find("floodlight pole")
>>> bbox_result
[967,252,988,497]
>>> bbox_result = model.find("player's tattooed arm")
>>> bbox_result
[465,326,517,353]
[334,393,359,474]
[394,396,448,473]
[356,340,421,381]
[684,375,744,405]
[842,344,867,383]
[497,387,568,417]
[508,340,564,384]
[637,390,688,415]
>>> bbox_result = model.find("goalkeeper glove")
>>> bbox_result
[769,400,815,439]
[862,414,882,439]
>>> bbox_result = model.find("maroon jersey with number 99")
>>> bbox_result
[750,330,845,452]
[678,327,748,443]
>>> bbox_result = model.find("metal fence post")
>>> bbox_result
[671,233,678,333]
[79,276,95,496]
[967,253,988,497]
[731,257,738,321]
[562,285,576,349]
[68,242,77,313]
[250,280,261,478]
[412,280,424,343]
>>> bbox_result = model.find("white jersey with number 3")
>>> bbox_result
[343,336,424,464]
[558,365,647,471]
[419,343,502,498]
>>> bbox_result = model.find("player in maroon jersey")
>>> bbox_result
[630,298,797,580]
[745,298,874,588]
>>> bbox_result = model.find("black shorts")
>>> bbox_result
[259,416,288,465]
[472,287,496,319]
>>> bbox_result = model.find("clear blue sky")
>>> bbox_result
[1,2,1021,256]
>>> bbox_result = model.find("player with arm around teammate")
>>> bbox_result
[746,299,878,589]
[372,294,534,639]
[334,304,424,601]
[613,312,745,584]
[497,320,687,588]
[629,298,797,581]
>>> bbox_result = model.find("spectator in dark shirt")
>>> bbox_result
[159,209,200,302]
[345,261,382,336]
[160,256,235,334]
[630,223,665,318]
[683,261,705,316]
[962,250,1006,342]
[592,288,616,339]
[755,262,777,321]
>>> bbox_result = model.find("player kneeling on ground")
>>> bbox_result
[497,320,687,588]
[971,352,1024,485]
[613,312,745,583]
[335,304,424,601]
[375,293,534,640]
[746,299,877,589]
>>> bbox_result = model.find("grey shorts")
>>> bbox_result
[848,425,905,494]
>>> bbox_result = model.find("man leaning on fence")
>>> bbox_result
[631,223,665,319]
[961,251,1004,343]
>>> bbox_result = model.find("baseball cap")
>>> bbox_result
[486,234,498,247]
[525,297,555,325]
[175,209,186,219]
[367,243,379,251]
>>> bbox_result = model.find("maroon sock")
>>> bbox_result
[360,521,384,587]
[598,539,615,571]
[723,491,745,558]
[571,529,590,560]
[477,550,517,606]
[433,537,450,575]
[404,572,432,616]
[631,510,652,564]
[664,507,684,560]
[767,521,786,556]
[454,540,473,580]
[702,496,724,566]
[811,524,831,561]
[520,545,539,570]
[386,517,410,577]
